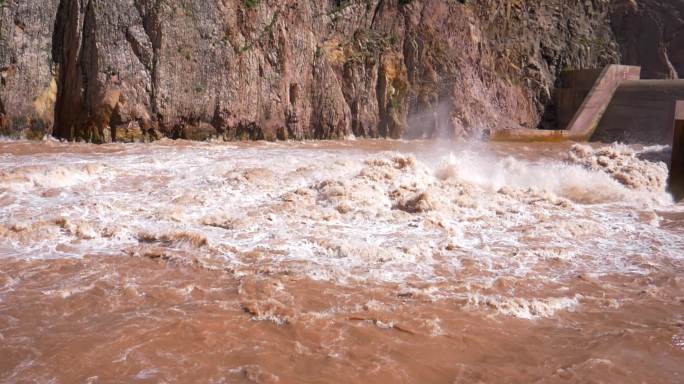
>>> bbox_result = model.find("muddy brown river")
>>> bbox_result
[1,139,683,383]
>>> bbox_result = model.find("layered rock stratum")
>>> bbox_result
[0,0,682,142]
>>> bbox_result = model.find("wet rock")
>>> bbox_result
[112,122,144,143]
[181,122,217,141]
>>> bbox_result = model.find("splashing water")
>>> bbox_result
[0,139,682,383]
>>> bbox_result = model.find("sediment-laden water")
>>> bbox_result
[1,139,683,383]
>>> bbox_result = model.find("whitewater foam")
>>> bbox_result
[0,140,682,319]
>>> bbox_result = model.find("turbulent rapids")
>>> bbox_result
[1,139,683,383]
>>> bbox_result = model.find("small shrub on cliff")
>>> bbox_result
[244,0,260,9]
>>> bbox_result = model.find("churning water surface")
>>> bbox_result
[0,139,683,383]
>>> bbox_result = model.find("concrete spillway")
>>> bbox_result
[592,81,684,145]
[489,65,642,142]
[489,65,684,146]
[671,101,684,201]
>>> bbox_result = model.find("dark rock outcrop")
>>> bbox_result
[611,0,684,79]
[0,0,681,141]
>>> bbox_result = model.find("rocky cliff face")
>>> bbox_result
[0,0,60,139]
[0,0,680,142]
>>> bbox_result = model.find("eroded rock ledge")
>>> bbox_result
[0,0,681,142]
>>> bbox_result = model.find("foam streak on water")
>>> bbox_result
[0,139,683,383]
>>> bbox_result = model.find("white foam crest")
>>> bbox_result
[435,148,670,204]
[0,163,104,191]
[465,293,582,319]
